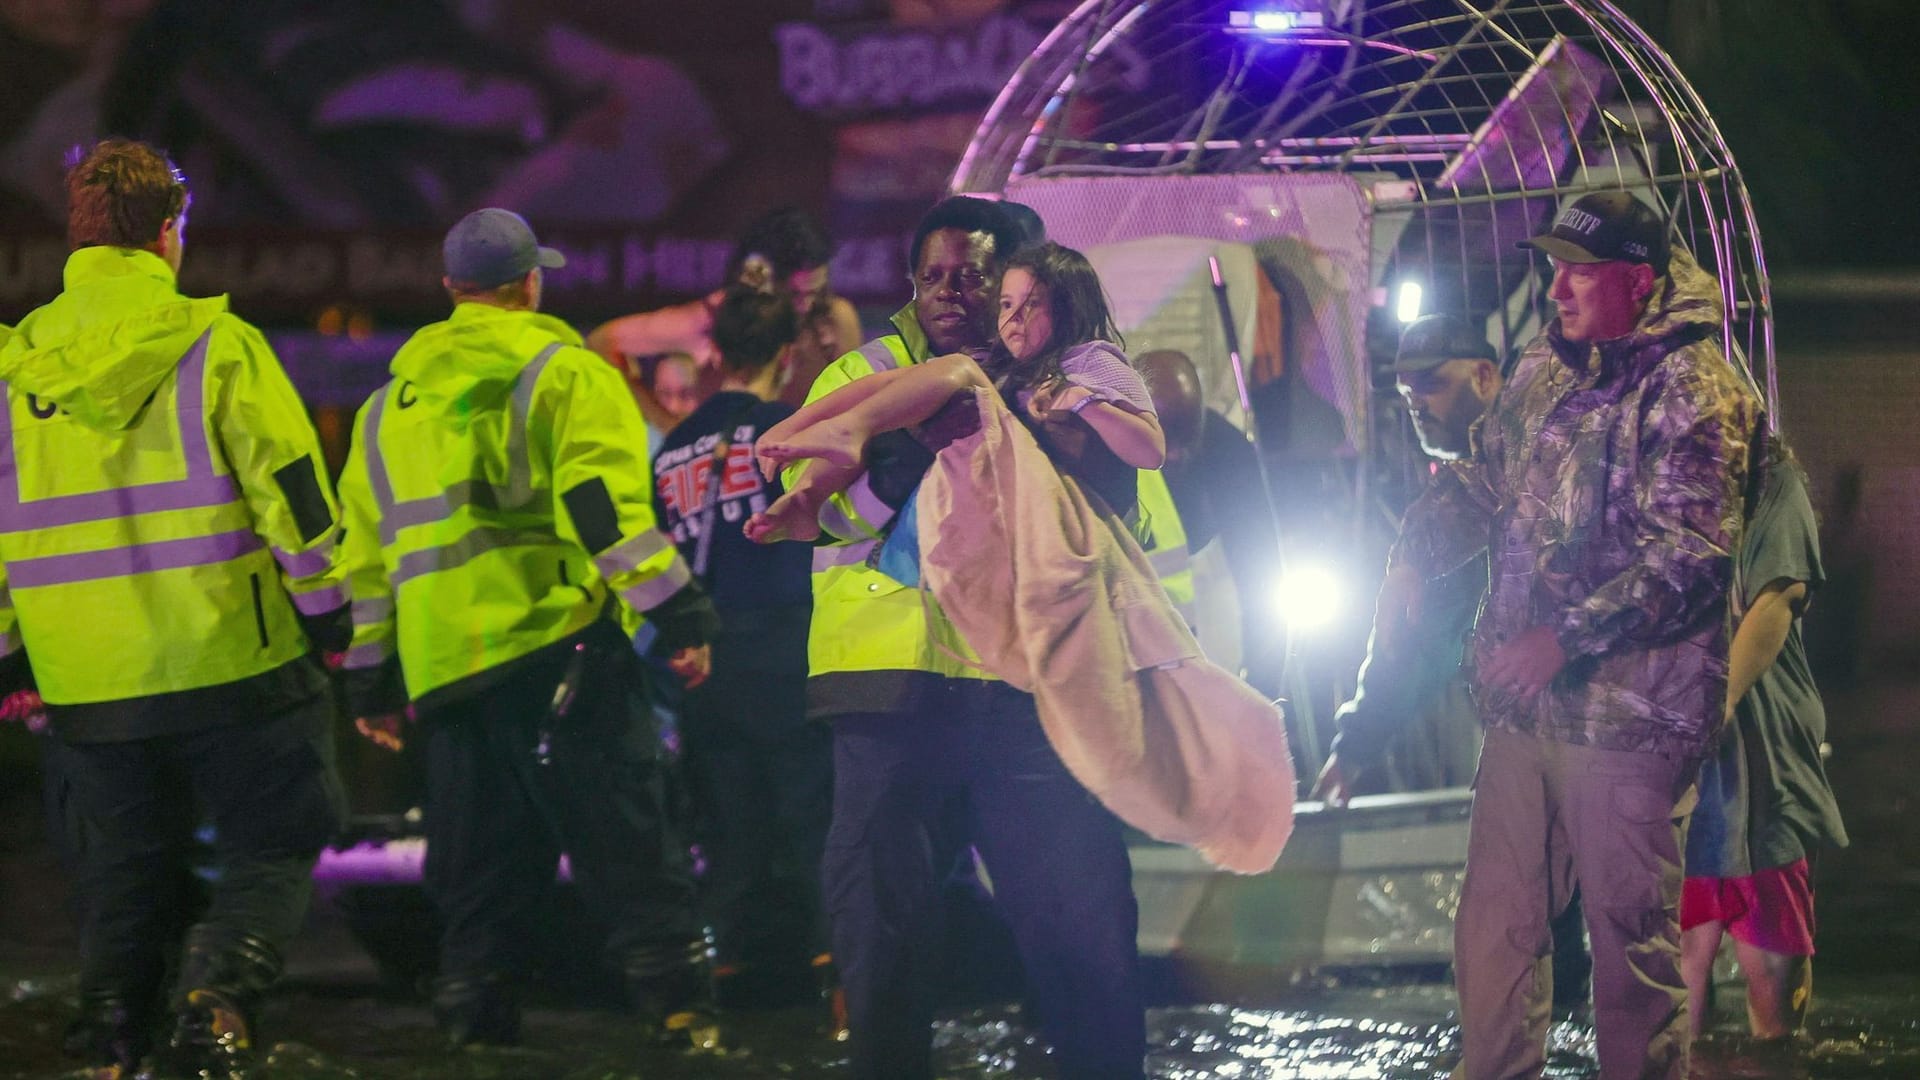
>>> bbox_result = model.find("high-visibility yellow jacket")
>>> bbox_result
[0,247,347,707]
[1135,468,1196,628]
[337,302,712,713]
[796,307,993,717]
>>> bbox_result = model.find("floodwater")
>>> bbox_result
[2,681,1918,1079]
[4,969,1918,1079]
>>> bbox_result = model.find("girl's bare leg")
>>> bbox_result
[757,354,990,474]
[744,458,865,544]
[758,363,910,451]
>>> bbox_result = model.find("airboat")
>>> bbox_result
[944,0,1773,972]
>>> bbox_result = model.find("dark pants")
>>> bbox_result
[680,639,831,969]
[48,693,344,1010]
[419,641,702,986]
[823,680,1145,1080]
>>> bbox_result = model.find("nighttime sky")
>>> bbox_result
[1618,0,1920,267]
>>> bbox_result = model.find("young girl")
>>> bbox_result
[745,241,1164,543]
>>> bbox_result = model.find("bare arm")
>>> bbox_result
[584,298,716,367]
[1725,578,1807,722]
[824,296,862,357]
[1033,383,1167,469]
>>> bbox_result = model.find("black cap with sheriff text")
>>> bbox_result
[1519,191,1669,273]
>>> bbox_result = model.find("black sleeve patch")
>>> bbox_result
[273,457,334,543]
[561,477,623,555]
[298,604,352,654]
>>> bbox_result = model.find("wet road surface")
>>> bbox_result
[4,968,1918,1079]
[2,682,1916,1078]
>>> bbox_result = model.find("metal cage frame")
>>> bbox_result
[950,0,1774,421]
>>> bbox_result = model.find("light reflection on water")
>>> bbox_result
[921,981,1914,1080]
[3,974,1920,1078]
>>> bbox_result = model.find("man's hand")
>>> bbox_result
[667,644,712,689]
[0,690,47,734]
[355,712,407,753]
[1482,625,1568,697]
[1310,753,1355,809]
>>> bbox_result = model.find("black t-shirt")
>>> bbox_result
[1162,408,1284,678]
[1163,408,1270,554]
[651,391,813,627]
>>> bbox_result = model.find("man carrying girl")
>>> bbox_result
[785,198,1150,1080]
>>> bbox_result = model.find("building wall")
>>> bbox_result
[1773,297,1920,693]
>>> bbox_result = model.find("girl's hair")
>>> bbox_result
[712,283,797,375]
[989,241,1125,391]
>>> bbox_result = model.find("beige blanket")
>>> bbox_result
[917,388,1295,874]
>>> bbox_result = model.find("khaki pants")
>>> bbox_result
[1455,726,1698,1079]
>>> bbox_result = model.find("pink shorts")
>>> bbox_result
[1680,858,1816,956]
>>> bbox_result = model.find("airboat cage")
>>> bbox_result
[947,3,1777,966]
[951,0,1776,476]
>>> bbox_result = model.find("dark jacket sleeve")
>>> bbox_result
[1332,480,1491,771]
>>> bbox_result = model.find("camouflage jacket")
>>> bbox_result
[1331,463,1493,772]
[1472,250,1761,758]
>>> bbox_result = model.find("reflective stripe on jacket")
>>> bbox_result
[798,307,989,686]
[338,303,692,707]
[0,248,346,704]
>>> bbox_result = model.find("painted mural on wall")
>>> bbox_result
[0,0,1066,323]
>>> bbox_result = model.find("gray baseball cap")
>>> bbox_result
[1393,313,1497,373]
[443,208,565,288]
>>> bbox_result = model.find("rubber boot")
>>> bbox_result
[430,972,522,1048]
[625,939,725,1053]
[153,929,281,1079]
[62,988,151,1075]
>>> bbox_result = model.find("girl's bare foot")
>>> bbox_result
[757,421,866,472]
[755,416,810,478]
[744,486,825,544]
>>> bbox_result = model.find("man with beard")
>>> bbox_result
[1313,315,1502,803]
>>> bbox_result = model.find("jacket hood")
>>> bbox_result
[1625,247,1723,348]
[389,304,585,430]
[0,248,226,432]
